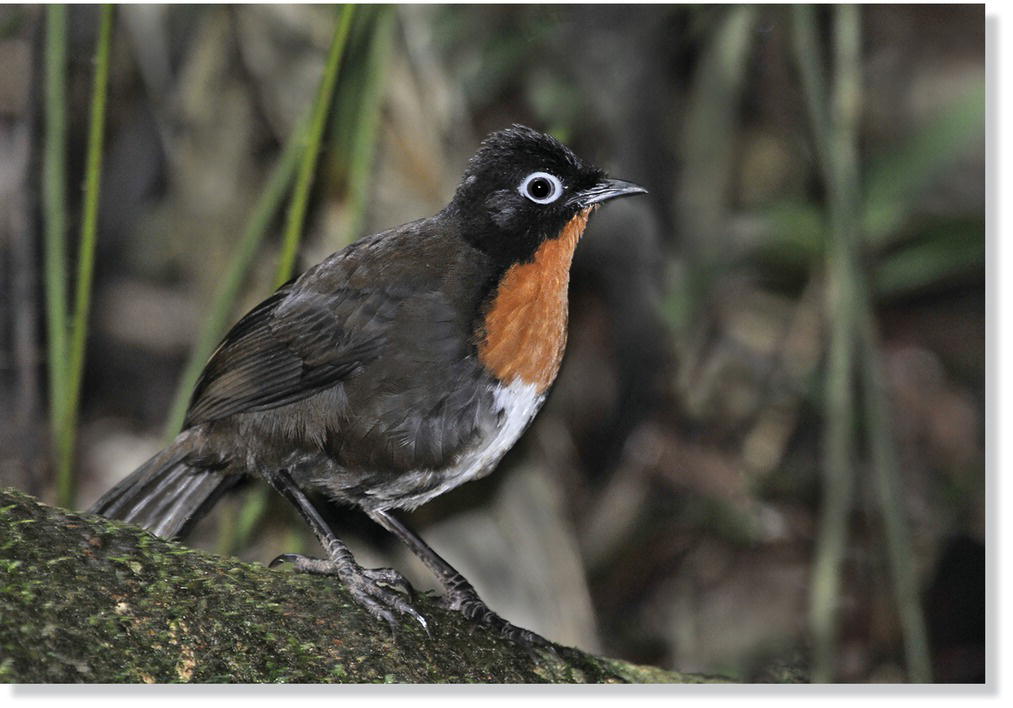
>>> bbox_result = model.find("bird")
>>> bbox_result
[87,124,647,643]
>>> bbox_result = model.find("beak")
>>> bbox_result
[570,178,648,209]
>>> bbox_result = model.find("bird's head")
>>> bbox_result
[447,125,646,265]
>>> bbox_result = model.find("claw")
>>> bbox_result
[350,569,429,635]
[269,552,430,634]
[399,601,429,635]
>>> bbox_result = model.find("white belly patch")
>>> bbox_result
[369,378,544,510]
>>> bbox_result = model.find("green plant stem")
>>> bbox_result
[334,4,396,248]
[163,111,312,439]
[796,5,932,683]
[679,4,756,269]
[793,4,860,683]
[830,5,931,680]
[54,4,114,508]
[43,4,69,468]
[809,239,857,686]
[274,3,356,287]
[792,6,831,174]
[858,310,933,682]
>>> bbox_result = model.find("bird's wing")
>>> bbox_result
[183,281,395,427]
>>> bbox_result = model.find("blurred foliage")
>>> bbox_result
[0,3,985,683]
[274,4,354,287]
[759,78,985,295]
[41,4,69,500]
[56,4,114,508]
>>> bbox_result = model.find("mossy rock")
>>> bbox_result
[0,488,725,684]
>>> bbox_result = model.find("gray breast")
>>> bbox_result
[354,378,545,511]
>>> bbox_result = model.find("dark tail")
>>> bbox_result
[87,440,237,539]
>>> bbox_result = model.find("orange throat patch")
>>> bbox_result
[477,208,592,393]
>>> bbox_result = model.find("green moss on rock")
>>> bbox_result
[0,488,724,684]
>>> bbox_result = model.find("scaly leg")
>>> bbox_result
[367,508,549,647]
[263,469,427,633]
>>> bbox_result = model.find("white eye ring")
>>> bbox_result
[518,171,563,204]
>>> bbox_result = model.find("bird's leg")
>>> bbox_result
[367,508,551,648]
[263,469,427,633]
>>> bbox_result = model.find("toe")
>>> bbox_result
[267,553,428,634]
[365,567,416,597]
[352,575,429,634]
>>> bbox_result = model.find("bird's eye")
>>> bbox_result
[519,172,563,204]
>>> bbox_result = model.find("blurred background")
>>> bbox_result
[0,4,985,683]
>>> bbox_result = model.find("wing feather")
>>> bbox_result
[183,284,390,427]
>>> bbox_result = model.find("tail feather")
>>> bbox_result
[92,446,186,517]
[88,446,237,539]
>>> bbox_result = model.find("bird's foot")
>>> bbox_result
[270,552,428,635]
[442,576,552,649]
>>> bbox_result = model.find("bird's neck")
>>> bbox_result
[476,209,591,393]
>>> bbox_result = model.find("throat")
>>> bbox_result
[477,209,590,393]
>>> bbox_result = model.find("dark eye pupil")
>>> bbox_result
[528,177,552,199]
